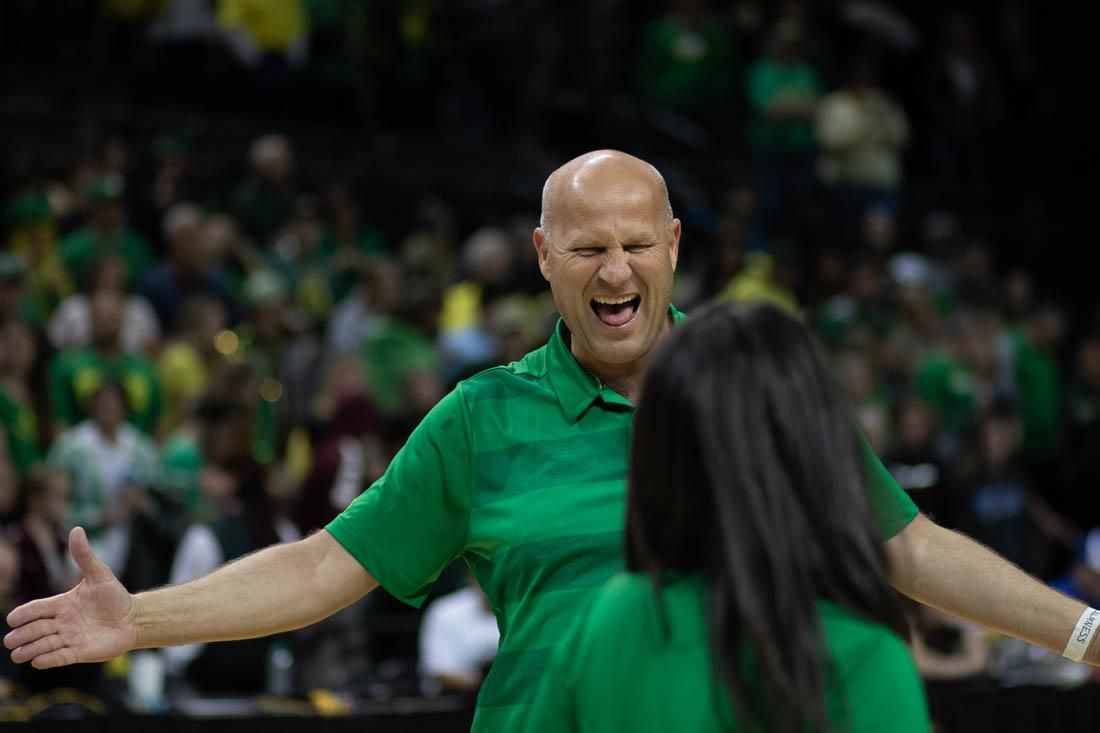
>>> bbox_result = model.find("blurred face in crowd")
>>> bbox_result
[0,462,16,520]
[90,291,124,351]
[92,254,129,293]
[1076,338,1100,389]
[164,203,204,267]
[897,399,937,451]
[93,199,126,234]
[534,151,680,379]
[186,299,227,354]
[0,321,38,379]
[201,214,238,267]
[251,134,293,187]
[0,539,18,607]
[981,414,1020,468]
[92,385,127,434]
[30,471,70,528]
[0,277,23,318]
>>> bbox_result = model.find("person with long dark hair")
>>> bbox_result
[524,302,930,732]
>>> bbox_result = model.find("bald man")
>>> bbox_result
[6,151,1100,732]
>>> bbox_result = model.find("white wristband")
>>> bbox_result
[1063,607,1100,662]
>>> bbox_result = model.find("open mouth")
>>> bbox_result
[590,295,641,327]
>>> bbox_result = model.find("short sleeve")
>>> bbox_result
[325,386,472,608]
[860,436,918,540]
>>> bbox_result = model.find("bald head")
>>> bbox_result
[540,150,673,242]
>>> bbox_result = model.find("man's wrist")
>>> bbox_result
[1064,606,1100,663]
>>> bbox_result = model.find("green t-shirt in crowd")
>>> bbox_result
[0,387,40,474]
[636,15,737,115]
[1010,329,1061,463]
[523,573,930,733]
[48,349,162,434]
[913,349,976,434]
[58,226,152,286]
[326,306,918,732]
[747,59,821,150]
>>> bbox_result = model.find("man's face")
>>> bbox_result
[534,176,680,372]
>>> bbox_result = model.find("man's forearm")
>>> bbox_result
[888,514,1100,663]
[133,530,377,649]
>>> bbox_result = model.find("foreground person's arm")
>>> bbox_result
[888,514,1100,664]
[5,527,377,669]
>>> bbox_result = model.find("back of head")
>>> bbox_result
[627,302,905,732]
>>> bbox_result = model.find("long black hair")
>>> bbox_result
[626,302,907,733]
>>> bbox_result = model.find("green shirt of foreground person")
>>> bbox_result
[4,152,1098,733]
[524,576,928,733]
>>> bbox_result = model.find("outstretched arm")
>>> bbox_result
[888,514,1100,664]
[5,526,377,669]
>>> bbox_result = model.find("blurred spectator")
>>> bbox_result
[58,174,153,289]
[269,194,336,323]
[419,574,499,694]
[439,228,515,377]
[326,257,403,357]
[157,296,229,437]
[293,391,380,535]
[318,182,389,302]
[47,382,160,576]
[886,398,956,526]
[1001,304,1064,469]
[4,193,72,322]
[49,253,161,355]
[48,290,163,434]
[230,134,298,244]
[0,254,36,329]
[719,245,800,318]
[956,400,1046,576]
[7,467,76,604]
[238,270,321,460]
[164,453,296,694]
[816,255,894,349]
[912,317,981,442]
[746,18,821,244]
[635,0,739,124]
[137,203,236,332]
[0,460,16,524]
[816,54,909,237]
[0,320,51,476]
[362,282,441,415]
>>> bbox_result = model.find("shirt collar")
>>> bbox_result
[547,304,687,422]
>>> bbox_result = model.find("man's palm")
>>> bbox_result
[4,527,138,669]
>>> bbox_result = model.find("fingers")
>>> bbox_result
[69,527,113,584]
[31,648,78,670]
[5,596,61,632]
[3,618,58,652]
[11,634,66,666]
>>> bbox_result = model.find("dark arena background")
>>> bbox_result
[1,1,1099,731]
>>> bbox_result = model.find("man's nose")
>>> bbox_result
[598,250,631,287]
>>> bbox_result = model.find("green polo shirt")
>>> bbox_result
[522,573,930,733]
[326,306,918,732]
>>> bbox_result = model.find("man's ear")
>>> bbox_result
[533,227,552,282]
[669,218,682,272]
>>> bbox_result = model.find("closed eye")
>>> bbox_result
[574,247,603,256]
[625,244,655,253]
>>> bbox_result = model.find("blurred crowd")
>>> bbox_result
[0,0,1094,716]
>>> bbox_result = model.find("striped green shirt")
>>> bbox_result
[326,306,918,732]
